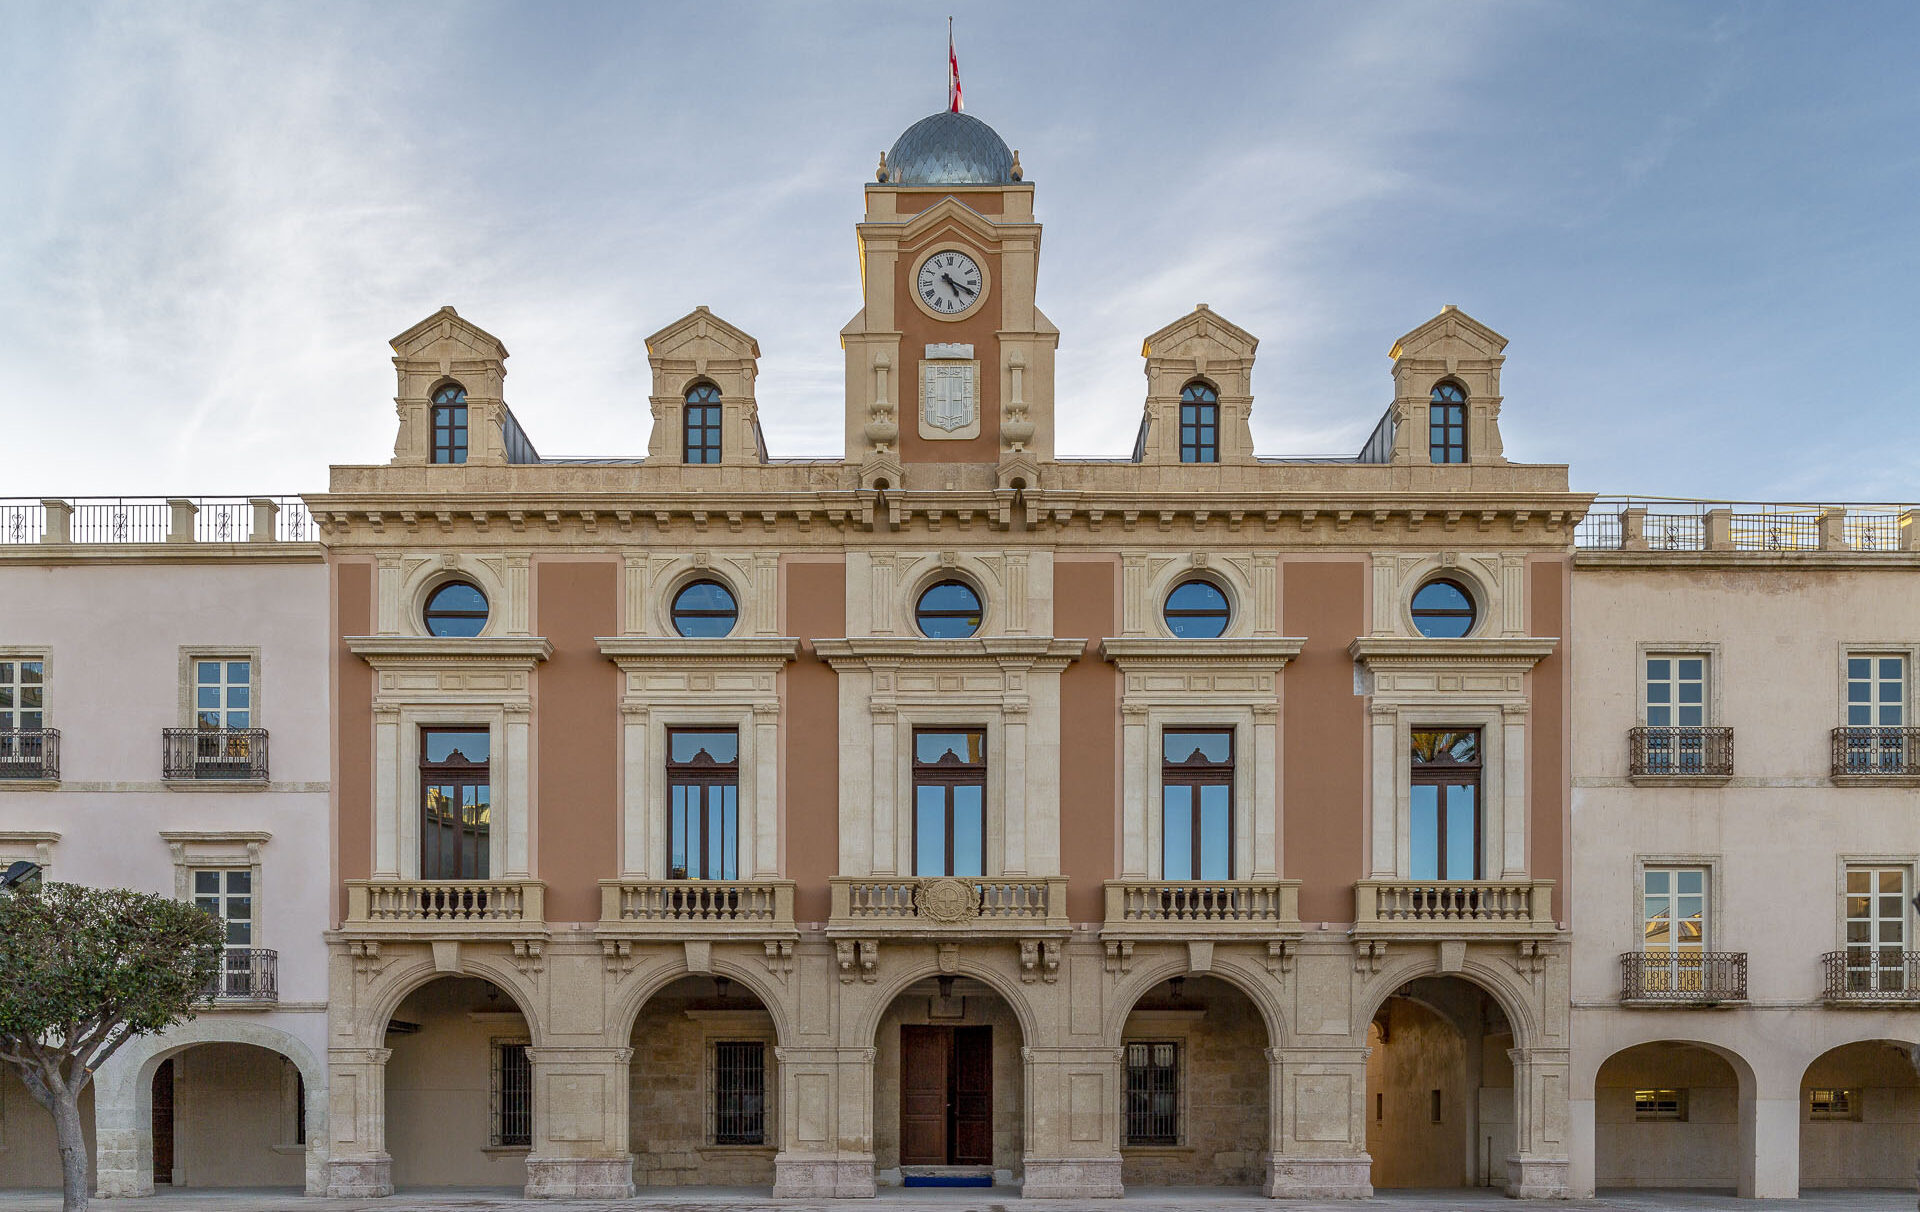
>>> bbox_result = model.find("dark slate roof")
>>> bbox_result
[885,112,1015,185]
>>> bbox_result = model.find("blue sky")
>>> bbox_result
[1,2,1914,500]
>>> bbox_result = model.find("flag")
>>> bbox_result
[948,18,963,113]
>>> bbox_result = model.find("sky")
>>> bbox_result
[1,1,1916,502]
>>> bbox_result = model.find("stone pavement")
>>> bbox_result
[0,1189,1912,1212]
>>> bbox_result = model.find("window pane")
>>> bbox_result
[195,870,220,895]
[670,730,739,764]
[1163,786,1193,880]
[424,730,490,763]
[198,661,219,683]
[952,786,984,878]
[1410,785,1439,881]
[1198,785,1230,880]
[916,786,946,875]
[1444,785,1476,879]
[915,731,983,764]
[1647,659,1670,680]
[226,870,251,894]
[1163,731,1231,764]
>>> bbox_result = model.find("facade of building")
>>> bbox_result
[1569,503,1920,1197]
[309,108,1587,1200]
[0,497,331,1195]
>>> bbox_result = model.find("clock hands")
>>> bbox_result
[939,272,977,300]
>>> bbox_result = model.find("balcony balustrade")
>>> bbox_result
[163,728,268,782]
[1822,950,1920,1003]
[598,879,797,939]
[1102,879,1302,940]
[827,876,1069,936]
[1629,726,1734,782]
[1620,951,1747,1004]
[343,879,545,937]
[1351,879,1557,936]
[200,948,278,1003]
[0,729,58,781]
[1831,727,1920,783]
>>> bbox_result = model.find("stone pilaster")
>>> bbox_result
[1019,1045,1123,1197]
[324,1046,393,1197]
[772,1045,878,1197]
[524,1045,636,1198]
[1264,1044,1373,1199]
[1506,1045,1571,1198]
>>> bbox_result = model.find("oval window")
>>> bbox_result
[423,581,489,637]
[915,580,983,639]
[1163,579,1230,638]
[671,580,739,638]
[1411,579,1476,638]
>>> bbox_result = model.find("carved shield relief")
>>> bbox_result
[919,360,981,441]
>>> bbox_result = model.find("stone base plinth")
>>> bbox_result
[1266,1154,1373,1199]
[773,1153,877,1198]
[1021,1156,1123,1198]
[524,1155,635,1199]
[325,1155,393,1198]
[1505,1154,1571,1199]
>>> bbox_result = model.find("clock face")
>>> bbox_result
[916,250,983,316]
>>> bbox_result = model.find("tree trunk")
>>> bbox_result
[49,1084,89,1212]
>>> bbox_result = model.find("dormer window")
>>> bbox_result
[1429,382,1467,464]
[1179,382,1219,464]
[431,384,469,464]
[684,383,723,464]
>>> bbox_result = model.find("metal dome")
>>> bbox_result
[884,112,1016,185]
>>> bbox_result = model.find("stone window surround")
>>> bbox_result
[161,830,269,946]
[1833,644,1920,726]
[1834,854,1918,952]
[375,552,529,641]
[1631,854,1724,954]
[687,1007,779,1150]
[847,549,1040,641]
[622,551,781,639]
[0,645,51,727]
[1372,553,1528,642]
[0,831,58,881]
[1120,1008,1206,1151]
[1634,643,1723,727]
[177,646,262,729]
[1122,551,1278,641]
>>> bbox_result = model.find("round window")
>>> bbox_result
[1163,579,1230,638]
[1411,578,1476,638]
[423,581,489,637]
[915,580,983,639]
[671,580,739,638]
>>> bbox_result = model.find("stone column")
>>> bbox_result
[1505,1046,1572,1198]
[1251,703,1279,878]
[1265,1044,1373,1198]
[504,704,532,877]
[1119,704,1149,876]
[524,1046,636,1198]
[619,704,650,875]
[324,1046,393,1197]
[772,1045,877,1197]
[1742,1070,1800,1198]
[91,1049,152,1197]
[752,703,781,878]
[1020,1045,1124,1197]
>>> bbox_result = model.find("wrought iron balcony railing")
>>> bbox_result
[200,948,278,1003]
[1831,727,1920,780]
[163,728,268,781]
[0,729,59,780]
[1822,950,1920,1002]
[1629,726,1734,779]
[1620,951,1747,1003]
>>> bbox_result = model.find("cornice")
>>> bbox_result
[345,636,553,664]
[1099,637,1306,668]
[1348,636,1559,669]
[597,637,800,665]
[158,830,272,845]
[810,636,1085,667]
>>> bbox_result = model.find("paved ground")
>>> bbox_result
[0,1189,1910,1212]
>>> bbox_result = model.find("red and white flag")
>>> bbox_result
[948,18,963,112]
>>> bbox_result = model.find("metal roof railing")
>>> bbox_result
[1575,497,1916,554]
[0,497,315,545]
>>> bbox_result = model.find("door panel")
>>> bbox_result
[900,1026,950,1165]
[952,1025,993,1165]
[152,1058,175,1183]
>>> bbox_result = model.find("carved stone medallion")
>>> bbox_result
[919,360,981,441]
[917,876,981,924]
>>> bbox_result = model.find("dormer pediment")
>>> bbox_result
[390,305,509,365]
[1134,304,1259,466]
[1386,306,1510,466]
[1389,306,1507,362]
[644,307,765,466]
[1141,304,1259,365]
[646,305,761,366]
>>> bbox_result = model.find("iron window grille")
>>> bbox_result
[199,948,278,1002]
[1629,727,1734,778]
[491,1040,532,1147]
[1124,1041,1180,1145]
[1178,383,1218,463]
[684,384,723,463]
[420,729,491,881]
[1619,951,1746,1002]
[913,729,986,877]
[1833,727,1920,777]
[1429,381,1467,463]
[0,728,59,780]
[1410,730,1481,880]
[1161,729,1233,880]
[163,728,268,781]
[667,729,740,881]
[710,1041,767,1145]
[430,384,469,464]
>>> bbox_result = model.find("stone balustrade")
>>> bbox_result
[1351,878,1557,936]
[597,878,797,939]
[1101,879,1302,939]
[827,875,1069,935]
[343,878,546,936]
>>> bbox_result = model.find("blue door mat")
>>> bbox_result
[903,1174,993,1187]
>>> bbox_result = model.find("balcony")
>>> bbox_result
[1620,951,1747,1005]
[1351,879,1557,937]
[163,728,268,783]
[0,729,59,782]
[1628,726,1734,784]
[343,879,546,938]
[1102,880,1302,941]
[1822,950,1920,1004]
[827,876,1069,938]
[598,879,797,940]
[1831,727,1920,785]
[200,948,278,1004]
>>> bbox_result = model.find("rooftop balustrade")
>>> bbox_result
[1576,498,1920,553]
[0,497,314,546]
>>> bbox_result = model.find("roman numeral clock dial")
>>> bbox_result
[916,250,983,316]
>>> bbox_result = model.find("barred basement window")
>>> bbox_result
[711,1041,766,1145]
[1124,1041,1179,1145]
[1808,1088,1858,1121]
[491,1039,532,1147]
[1633,1088,1686,1122]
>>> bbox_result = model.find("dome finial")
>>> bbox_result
[876,150,889,183]
[1010,150,1022,182]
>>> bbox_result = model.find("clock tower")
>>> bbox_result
[844,110,1058,490]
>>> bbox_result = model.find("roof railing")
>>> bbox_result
[0,497,314,545]
[1576,498,1919,553]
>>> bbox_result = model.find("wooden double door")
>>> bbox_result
[900,1025,993,1165]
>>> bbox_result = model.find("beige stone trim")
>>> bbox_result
[161,830,270,946]
[176,645,262,729]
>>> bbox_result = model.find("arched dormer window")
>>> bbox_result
[430,384,468,465]
[1429,381,1467,464]
[1179,382,1219,464]
[684,383,723,464]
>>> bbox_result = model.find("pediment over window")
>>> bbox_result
[644,307,766,465]
[1134,304,1258,466]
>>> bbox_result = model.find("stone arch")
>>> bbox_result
[357,951,546,1044]
[1591,1037,1758,1195]
[96,1019,326,1197]
[608,950,795,1048]
[1356,954,1541,1050]
[1102,952,1289,1048]
[849,954,1044,1048]
[1796,1036,1920,1191]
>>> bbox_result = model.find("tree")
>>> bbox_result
[0,882,221,1212]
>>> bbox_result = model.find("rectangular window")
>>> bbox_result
[1807,1088,1858,1121]
[1409,730,1481,880]
[710,1041,766,1145]
[1842,655,1909,773]
[1124,1041,1180,1146]
[1178,402,1217,463]
[490,1040,531,1147]
[914,730,986,877]
[1642,866,1707,995]
[420,728,491,880]
[1634,1089,1686,1122]
[1429,400,1467,464]
[0,659,44,730]
[1161,729,1233,879]
[685,402,723,463]
[1845,866,1908,992]
[192,868,254,996]
[193,659,252,730]
[668,729,739,880]
[1643,655,1711,774]
[431,402,468,464]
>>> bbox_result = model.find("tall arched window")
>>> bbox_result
[684,383,722,464]
[1179,382,1219,464]
[430,384,468,465]
[1429,382,1467,464]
